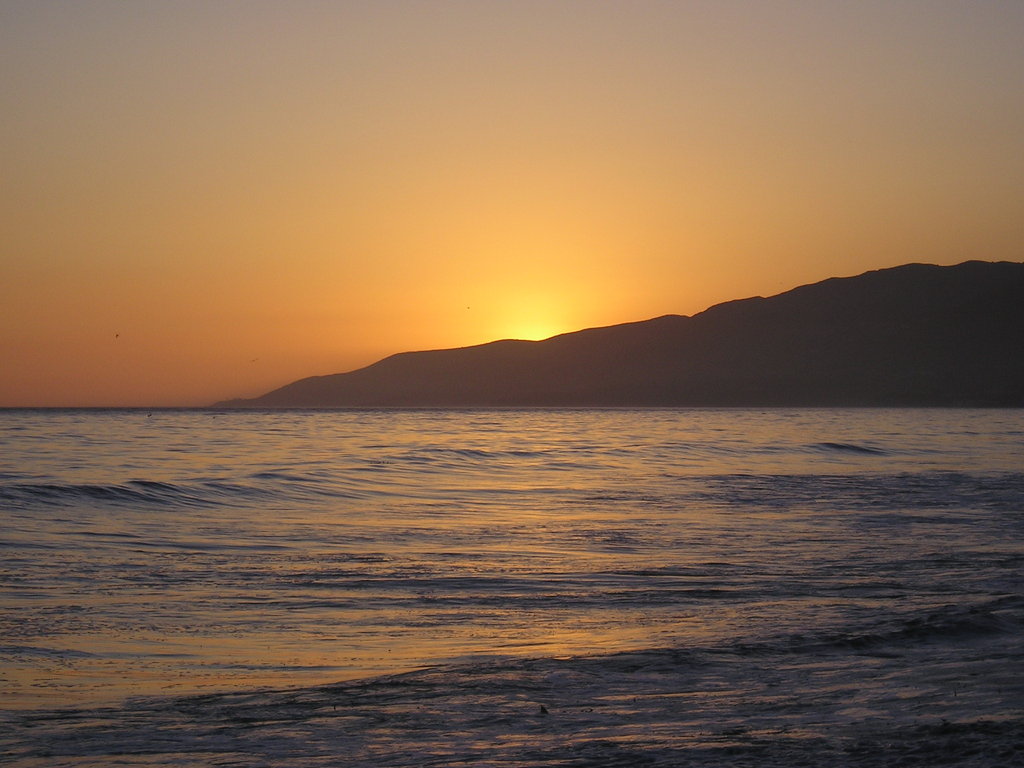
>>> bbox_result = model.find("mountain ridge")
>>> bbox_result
[215,260,1024,408]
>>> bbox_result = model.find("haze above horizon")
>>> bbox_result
[3,1,1023,407]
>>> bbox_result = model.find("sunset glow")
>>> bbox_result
[2,1,1023,406]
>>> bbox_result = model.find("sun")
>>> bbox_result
[504,320,564,341]
[495,295,574,341]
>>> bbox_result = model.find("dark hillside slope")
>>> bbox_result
[216,261,1024,407]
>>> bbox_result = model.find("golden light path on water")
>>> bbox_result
[1,407,1022,711]
[2,408,1023,766]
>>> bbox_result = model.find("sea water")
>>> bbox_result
[1,408,1022,766]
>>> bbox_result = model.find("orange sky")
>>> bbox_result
[2,1,1023,406]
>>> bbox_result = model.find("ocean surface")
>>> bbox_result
[1,407,1022,766]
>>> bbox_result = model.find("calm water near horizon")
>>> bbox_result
[1,408,1022,766]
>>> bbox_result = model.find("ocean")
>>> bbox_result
[1,407,1022,766]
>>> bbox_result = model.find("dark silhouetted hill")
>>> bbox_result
[214,261,1024,408]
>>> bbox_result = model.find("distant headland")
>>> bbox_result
[214,260,1024,408]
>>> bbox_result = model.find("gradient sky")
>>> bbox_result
[3,1,1023,406]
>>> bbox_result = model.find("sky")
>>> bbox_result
[2,1,1023,407]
